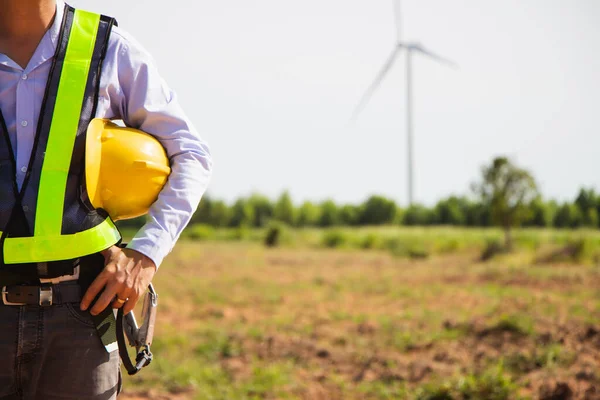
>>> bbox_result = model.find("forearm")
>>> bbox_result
[126,149,212,268]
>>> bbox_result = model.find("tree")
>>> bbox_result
[273,191,295,225]
[297,201,320,227]
[586,208,599,228]
[191,195,213,225]
[575,188,597,212]
[433,196,466,226]
[554,203,583,228]
[473,157,538,249]
[525,198,553,227]
[210,200,231,227]
[228,198,254,227]
[402,204,433,226]
[318,200,339,227]
[464,201,491,227]
[339,204,360,226]
[575,188,598,227]
[359,195,397,225]
[247,193,273,227]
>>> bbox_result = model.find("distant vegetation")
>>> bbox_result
[118,157,600,232]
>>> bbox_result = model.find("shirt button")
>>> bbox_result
[21,120,28,127]
[22,74,28,80]
[23,206,29,212]
[20,167,27,173]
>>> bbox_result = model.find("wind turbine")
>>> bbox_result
[351,0,457,206]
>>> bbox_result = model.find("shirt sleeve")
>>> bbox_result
[111,32,213,268]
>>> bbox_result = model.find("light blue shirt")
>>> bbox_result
[0,1,212,268]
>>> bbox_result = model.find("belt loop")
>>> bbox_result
[37,262,49,277]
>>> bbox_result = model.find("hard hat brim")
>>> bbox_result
[85,118,113,211]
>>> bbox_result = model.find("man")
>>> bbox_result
[0,0,212,398]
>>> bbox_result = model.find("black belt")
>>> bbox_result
[1,281,81,306]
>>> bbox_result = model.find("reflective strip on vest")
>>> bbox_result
[4,218,120,263]
[3,10,121,264]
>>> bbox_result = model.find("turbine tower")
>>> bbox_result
[351,0,456,206]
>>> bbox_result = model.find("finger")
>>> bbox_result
[90,285,119,316]
[111,289,132,309]
[122,292,140,315]
[111,296,127,309]
[80,271,109,311]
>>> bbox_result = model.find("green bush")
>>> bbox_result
[436,238,462,254]
[186,224,216,240]
[514,231,541,250]
[415,366,515,400]
[224,227,251,241]
[360,233,383,250]
[264,221,290,248]
[570,237,600,263]
[537,236,600,264]
[456,367,514,400]
[480,238,505,261]
[321,230,348,248]
[385,237,430,259]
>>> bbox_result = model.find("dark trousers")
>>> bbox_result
[0,252,120,399]
[0,302,120,399]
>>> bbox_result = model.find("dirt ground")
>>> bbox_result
[117,242,600,399]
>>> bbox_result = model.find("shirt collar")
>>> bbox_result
[29,0,65,72]
[0,0,65,72]
[49,1,65,48]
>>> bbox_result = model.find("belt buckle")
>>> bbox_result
[39,286,53,306]
[2,286,26,306]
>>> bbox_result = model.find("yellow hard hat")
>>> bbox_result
[85,119,171,221]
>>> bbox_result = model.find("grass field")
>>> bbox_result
[119,228,600,400]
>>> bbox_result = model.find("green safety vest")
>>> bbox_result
[0,6,121,271]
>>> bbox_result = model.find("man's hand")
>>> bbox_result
[80,246,156,315]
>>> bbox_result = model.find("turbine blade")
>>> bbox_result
[392,0,402,42]
[414,45,458,68]
[350,47,401,122]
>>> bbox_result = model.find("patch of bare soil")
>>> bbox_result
[209,317,600,399]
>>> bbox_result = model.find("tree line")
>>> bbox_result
[183,188,598,229]
[117,157,600,233]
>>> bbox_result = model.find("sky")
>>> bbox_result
[70,0,600,206]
